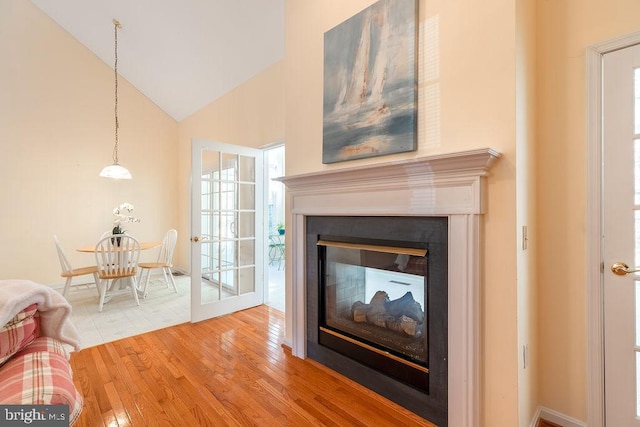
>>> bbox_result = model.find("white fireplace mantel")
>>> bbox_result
[278,148,501,427]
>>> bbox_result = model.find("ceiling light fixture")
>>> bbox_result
[100,19,132,180]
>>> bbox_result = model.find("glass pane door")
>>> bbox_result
[191,139,264,322]
[603,43,640,425]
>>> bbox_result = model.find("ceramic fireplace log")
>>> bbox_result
[350,291,424,337]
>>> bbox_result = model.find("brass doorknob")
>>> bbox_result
[191,236,200,242]
[611,262,640,276]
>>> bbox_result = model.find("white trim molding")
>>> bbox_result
[530,406,587,427]
[278,148,501,427]
[586,30,640,427]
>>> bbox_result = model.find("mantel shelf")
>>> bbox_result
[277,148,501,191]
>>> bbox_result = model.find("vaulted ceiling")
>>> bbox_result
[31,0,285,121]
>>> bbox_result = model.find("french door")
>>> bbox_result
[190,139,264,322]
[603,42,640,426]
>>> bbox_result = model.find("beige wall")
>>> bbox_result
[536,0,640,421]
[0,0,178,285]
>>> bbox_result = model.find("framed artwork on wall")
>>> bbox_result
[322,0,418,164]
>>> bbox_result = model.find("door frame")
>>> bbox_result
[262,141,285,308]
[586,30,640,427]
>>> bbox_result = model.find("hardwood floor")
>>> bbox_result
[69,305,436,426]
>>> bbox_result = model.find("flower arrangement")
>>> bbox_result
[112,202,140,234]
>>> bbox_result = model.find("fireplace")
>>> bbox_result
[306,216,448,424]
[278,148,501,427]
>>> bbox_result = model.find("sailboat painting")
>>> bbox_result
[323,0,417,164]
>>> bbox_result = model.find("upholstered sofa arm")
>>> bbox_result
[0,336,83,425]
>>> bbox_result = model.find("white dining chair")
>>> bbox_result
[94,234,141,312]
[137,229,178,298]
[53,235,100,298]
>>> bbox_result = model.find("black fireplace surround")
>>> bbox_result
[306,216,448,426]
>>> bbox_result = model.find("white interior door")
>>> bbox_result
[190,139,264,322]
[603,43,640,425]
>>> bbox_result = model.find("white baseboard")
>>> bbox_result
[171,267,188,276]
[530,406,586,427]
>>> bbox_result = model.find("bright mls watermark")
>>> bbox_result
[0,405,69,426]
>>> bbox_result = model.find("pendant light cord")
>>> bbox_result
[99,18,131,179]
[113,20,120,165]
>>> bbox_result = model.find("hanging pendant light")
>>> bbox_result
[100,19,132,180]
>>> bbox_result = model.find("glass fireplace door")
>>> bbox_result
[317,239,429,390]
